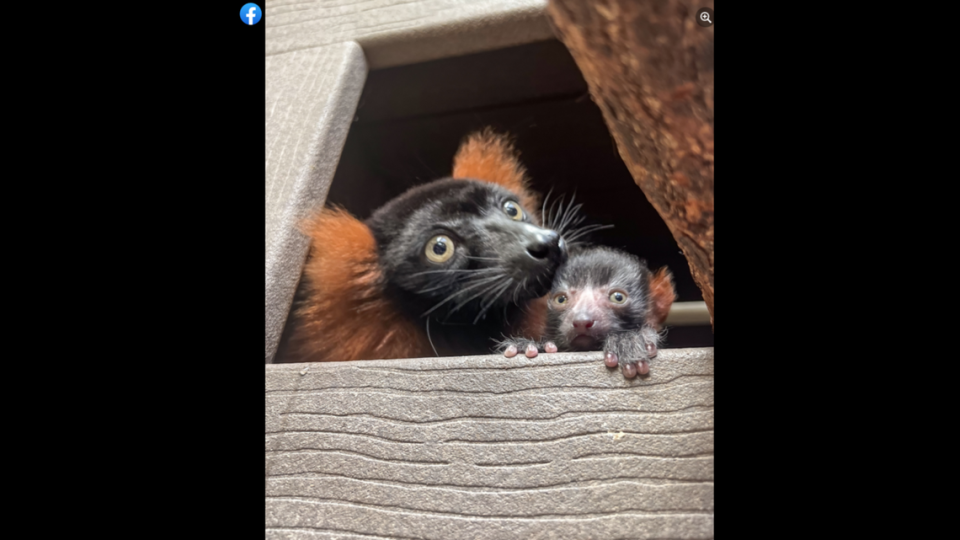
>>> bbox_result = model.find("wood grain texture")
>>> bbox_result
[266,42,368,363]
[546,0,715,326]
[266,0,555,68]
[266,347,714,539]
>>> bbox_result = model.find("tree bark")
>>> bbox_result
[547,0,714,328]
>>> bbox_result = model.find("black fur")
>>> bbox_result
[499,246,664,373]
[365,177,566,356]
[544,247,653,350]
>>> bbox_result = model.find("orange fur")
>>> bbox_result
[285,130,549,363]
[452,129,541,222]
[647,267,677,329]
[285,208,434,362]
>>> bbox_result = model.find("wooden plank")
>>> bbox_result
[664,302,710,326]
[266,0,556,68]
[266,347,714,538]
[266,42,368,363]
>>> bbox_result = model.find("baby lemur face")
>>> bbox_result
[366,178,567,323]
[545,247,652,351]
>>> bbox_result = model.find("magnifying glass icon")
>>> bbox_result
[696,8,714,26]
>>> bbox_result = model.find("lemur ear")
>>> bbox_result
[452,128,540,221]
[647,267,678,329]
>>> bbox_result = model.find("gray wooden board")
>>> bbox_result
[265,42,368,363]
[266,0,555,69]
[266,348,714,539]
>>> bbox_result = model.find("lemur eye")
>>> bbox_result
[502,201,524,221]
[609,291,627,304]
[425,235,455,263]
[553,293,568,305]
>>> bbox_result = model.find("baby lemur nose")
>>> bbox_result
[525,229,562,260]
[573,318,595,329]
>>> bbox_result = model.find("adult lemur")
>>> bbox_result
[281,129,565,363]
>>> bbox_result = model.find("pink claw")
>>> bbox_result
[604,352,619,368]
[637,360,650,376]
[621,363,638,379]
[504,345,518,358]
[525,344,539,358]
[544,341,558,353]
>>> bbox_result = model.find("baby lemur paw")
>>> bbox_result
[497,338,558,358]
[603,327,660,379]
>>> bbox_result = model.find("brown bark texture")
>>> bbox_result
[547,0,714,328]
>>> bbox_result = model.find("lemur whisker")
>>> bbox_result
[564,213,587,233]
[541,186,555,227]
[558,202,584,234]
[558,193,577,231]
[417,279,466,294]
[567,223,615,234]
[512,277,527,304]
[421,274,506,317]
[552,196,567,232]
[463,256,502,261]
[414,268,503,294]
[474,279,514,324]
[425,318,439,357]
[449,278,511,315]
[561,214,587,232]
[564,224,616,242]
[409,267,500,278]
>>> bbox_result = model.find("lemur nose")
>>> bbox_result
[573,319,595,329]
[526,229,562,260]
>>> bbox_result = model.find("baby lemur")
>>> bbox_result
[281,129,565,363]
[499,246,676,379]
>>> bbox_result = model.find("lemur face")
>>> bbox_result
[367,178,567,322]
[545,247,652,351]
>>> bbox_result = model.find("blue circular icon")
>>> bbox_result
[240,3,262,25]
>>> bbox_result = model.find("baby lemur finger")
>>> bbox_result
[604,327,661,367]
[496,337,543,358]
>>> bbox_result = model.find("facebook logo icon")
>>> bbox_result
[240,3,262,25]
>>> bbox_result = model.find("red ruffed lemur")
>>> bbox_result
[498,246,677,379]
[282,129,678,376]
[281,129,565,363]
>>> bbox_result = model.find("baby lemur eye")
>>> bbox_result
[502,201,524,221]
[425,235,455,263]
[553,293,568,305]
[609,291,627,304]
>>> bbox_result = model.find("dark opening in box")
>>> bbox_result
[275,39,712,362]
